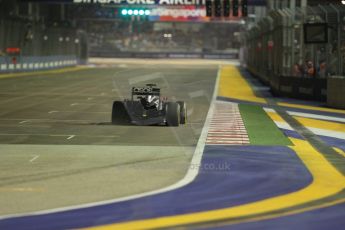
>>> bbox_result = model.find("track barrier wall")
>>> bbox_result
[0,55,77,73]
[0,16,87,73]
[327,76,345,109]
[246,4,345,103]
[89,51,238,60]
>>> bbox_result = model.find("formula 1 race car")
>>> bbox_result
[111,84,187,126]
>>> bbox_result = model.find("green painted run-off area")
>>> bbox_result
[239,104,292,146]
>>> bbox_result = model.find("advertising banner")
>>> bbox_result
[149,6,208,22]
[21,0,267,6]
[73,0,206,5]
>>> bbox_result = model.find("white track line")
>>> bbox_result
[70,103,108,107]
[264,108,345,140]
[307,127,345,140]
[273,121,345,140]
[0,65,221,221]
[0,119,95,123]
[0,134,118,139]
[287,111,345,123]
[29,155,40,163]
[67,135,75,140]
[48,111,110,114]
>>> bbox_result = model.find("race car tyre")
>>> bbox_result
[112,101,131,125]
[166,102,180,127]
[177,101,187,124]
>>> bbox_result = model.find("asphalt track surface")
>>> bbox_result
[1,61,345,230]
[0,65,216,146]
[0,62,218,215]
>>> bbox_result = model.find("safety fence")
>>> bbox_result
[246,4,345,101]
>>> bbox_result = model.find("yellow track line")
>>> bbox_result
[334,148,345,158]
[0,66,88,79]
[216,65,345,115]
[266,111,285,123]
[266,111,345,133]
[294,116,345,133]
[278,102,345,116]
[218,66,266,104]
[174,197,345,229]
[86,138,345,230]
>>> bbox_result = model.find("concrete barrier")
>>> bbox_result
[0,55,78,73]
[327,76,345,109]
[89,51,238,60]
[247,67,327,102]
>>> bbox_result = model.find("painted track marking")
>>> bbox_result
[0,134,118,139]
[86,138,345,229]
[70,103,108,107]
[206,102,249,145]
[48,111,110,114]
[29,155,40,163]
[0,65,221,220]
[67,135,75,140]
[265,109,345,140]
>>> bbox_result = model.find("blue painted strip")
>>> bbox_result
[0,146,312,230]
[281,129,304,140]
[319,136,345,152]
[213,200,345,230]
[281,128,345,152]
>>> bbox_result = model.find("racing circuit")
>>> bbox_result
[0,60,220,215]
[0,59,345,229]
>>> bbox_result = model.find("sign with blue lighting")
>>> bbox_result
[21,0,267,6]
[121,9,151,15]
[73,0,205,5]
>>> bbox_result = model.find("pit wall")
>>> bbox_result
[245,4,345,103]
[0,55,78,73]
[89,51,238,60]
[327,76,345,109]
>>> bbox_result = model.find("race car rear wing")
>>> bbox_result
[131,86,160,97]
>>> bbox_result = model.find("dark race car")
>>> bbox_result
[111,84,187,126]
